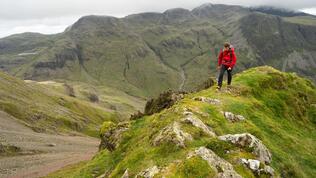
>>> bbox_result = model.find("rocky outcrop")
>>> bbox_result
[181,111,216,137]
[189,147,242,178]
[145,90,186,115]
[222,111,245,122]
[219,133,272,164]
[194,97,221,105]
[99,122,129,151]
[153,122,192,147]
[135,166,160,178]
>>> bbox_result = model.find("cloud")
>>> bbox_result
[0,0,315,38]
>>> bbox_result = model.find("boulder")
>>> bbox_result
[135,166,160,178]
[219,133,272,164]
[181,112,216,137]
[189,147,242,178]
[194,97,221,105]
[223,112,245,122]
[99,122,129,151]
[153,122,192,148]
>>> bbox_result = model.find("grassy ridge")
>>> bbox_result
[47,66,316,177]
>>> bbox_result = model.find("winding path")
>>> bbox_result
[0,111,98,178]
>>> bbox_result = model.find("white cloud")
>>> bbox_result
[301,8,316,15]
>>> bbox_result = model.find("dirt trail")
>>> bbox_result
[0,111,99,178]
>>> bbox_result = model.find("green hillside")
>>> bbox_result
[47,66,316,178]
[0,71,117,137]
[0,4,315,100]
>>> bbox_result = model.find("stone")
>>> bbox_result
[135,166,160,178]
[260,165,275,177]
[191,147,242,178]
[241,158,275,177]
[218,133,272,164]
[183,107,209,117]
[121,169,129,178]
[193,97,221,105]
[223,112,245,122]
[241,158,260,171]
[153,122,192,147]
[47,143,56,147]
[181,112,216,137]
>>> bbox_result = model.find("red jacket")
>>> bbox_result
[218,48,237,68]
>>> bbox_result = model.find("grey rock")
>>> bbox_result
[241,158,260,171]
[223,112,245,122]
[153,122,192,147]
[193,97,221,105]
[241,158,275,177]
[135,166,160,178]
[219,133,272,164]
[181,112,216,137]
[190,147,242,178]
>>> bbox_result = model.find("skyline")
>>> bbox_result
[0,1,315,38]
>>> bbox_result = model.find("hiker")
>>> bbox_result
[216,42,237,90]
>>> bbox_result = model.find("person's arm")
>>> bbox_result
[218,50,223,68]
[230,51,237,68]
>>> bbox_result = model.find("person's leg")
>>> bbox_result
[217,65,226,88]
[227,68,233,85]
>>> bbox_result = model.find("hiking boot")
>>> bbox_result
[216,86,221,90]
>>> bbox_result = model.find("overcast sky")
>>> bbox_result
[0,0,315,38]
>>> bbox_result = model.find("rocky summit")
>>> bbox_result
[50,66,316,178]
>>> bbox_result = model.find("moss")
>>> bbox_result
[100,121,116,134]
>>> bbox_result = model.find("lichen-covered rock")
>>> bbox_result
[135,166,160,178]
[99,122,130,151]
[194,97,221,105]
[223,112,245,122]
[153,122,192,147]
[181,111,216,137]
[189,147,242,178]
[219,133,272,164]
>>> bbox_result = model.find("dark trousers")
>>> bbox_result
[218,65,232,87]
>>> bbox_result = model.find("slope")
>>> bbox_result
[0,70,116,137]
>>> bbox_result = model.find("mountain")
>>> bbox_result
[0,70,116,137]
[46,66,316,178]
[0,3,315,102]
